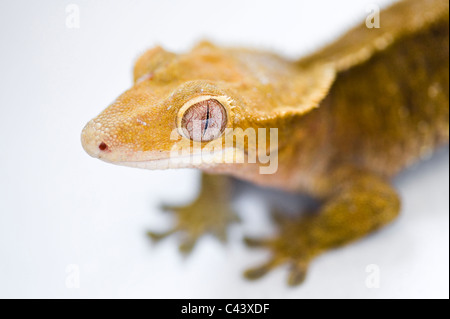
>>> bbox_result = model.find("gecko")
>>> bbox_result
[81,0,449,285]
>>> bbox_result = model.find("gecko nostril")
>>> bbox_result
[98,142,108,151]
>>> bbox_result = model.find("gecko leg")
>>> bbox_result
[244,167,401,286]
[148,173,239,254]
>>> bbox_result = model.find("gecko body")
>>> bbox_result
[82,0,449,285]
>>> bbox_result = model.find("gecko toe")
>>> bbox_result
[287,262,308,286]
[244,259,280,280]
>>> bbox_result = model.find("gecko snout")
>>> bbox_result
[81,120,113,159]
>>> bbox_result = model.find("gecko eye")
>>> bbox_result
[181,99,227,142]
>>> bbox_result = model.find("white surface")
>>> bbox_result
[0,0,448,299]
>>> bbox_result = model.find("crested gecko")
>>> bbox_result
[81,0,449,285]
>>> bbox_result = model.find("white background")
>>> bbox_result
[0,0,448,298]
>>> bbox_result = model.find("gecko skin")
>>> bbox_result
[82,0,449,285]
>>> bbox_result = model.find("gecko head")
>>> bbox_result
[81,42,276,171]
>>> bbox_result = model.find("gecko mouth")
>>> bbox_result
[105,147,240,170]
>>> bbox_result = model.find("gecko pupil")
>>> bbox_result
[203,105,210,136]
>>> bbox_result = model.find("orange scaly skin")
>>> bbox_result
[82,0,449,285]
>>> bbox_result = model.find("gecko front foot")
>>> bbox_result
[243,212,317,286]
[147,174,238,254]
